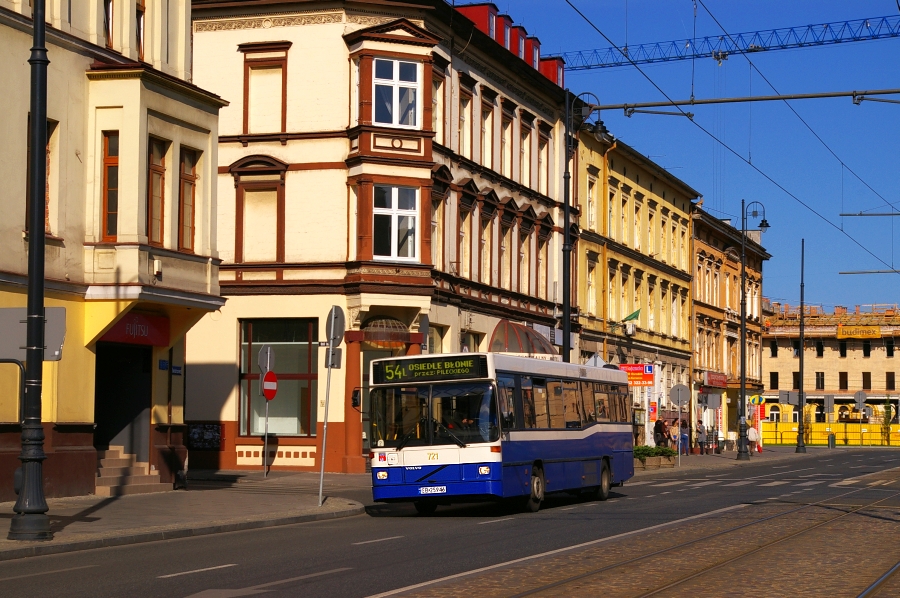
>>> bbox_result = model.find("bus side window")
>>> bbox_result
[547,379,566,428]
[607,384,622,422]
[521,376,537,429]
[533,378,550,428]
[497,374,516,431]
[580,381,595,422]
[593,383,610,422]
[563,380,581,428]
[618,386,632,423]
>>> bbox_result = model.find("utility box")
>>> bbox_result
[828,433,836,449]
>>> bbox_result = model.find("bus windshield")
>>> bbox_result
[370,383,498,448]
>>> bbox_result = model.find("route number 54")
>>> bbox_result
[383,364,407,381]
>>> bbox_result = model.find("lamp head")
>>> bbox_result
[758,218,770,232]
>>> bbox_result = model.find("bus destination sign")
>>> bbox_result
[373,356,488,384]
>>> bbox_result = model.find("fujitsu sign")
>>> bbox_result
[101,312,170,346]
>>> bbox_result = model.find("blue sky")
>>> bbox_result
[496,0,900,311]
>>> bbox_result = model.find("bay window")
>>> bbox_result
[373,185,419,261]
[178,148,198,252]
[102,131,119,241]
[374,59,419,128]
[147,138,166,246]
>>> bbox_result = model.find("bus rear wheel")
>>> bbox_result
[524,467,544,512]
[414,501,437,515]
[585,461,611,501]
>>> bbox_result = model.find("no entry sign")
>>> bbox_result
[262,370,278,401]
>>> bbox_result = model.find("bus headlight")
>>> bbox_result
[478,466,491,475]
[376,471,388,480]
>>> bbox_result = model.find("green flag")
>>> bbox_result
[622,309,640,322]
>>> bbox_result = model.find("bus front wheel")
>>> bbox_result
[525,467,544,512]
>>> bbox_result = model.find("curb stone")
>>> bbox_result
[0,503,365,562]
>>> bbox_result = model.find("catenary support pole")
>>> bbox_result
[562,91,572,363]
[9,0,52,541]
[737,199,750,461]
[797,239,807,453]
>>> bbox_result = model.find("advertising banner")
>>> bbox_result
[619,363,655,387]
[649,401,658,422]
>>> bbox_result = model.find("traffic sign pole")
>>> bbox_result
[669,384,690,467]
[318,306,345,507]
[258,346,275,478]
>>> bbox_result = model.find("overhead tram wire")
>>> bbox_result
[696,0,900,214]
[562,0,900,277]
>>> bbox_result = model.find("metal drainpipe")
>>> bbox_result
[600,141,618,362]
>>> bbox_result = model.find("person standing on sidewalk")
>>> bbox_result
[696,420,707,455]
[654,418,666,447]
[680,420,690,455]
[748,422,760,453]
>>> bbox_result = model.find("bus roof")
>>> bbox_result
[369,352,629,385]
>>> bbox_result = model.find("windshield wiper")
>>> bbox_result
[434,418,466,448]
[395,420,424,451]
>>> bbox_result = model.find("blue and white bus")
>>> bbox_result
[369,352,633,514]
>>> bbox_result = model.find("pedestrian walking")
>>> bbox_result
[696,420,707,454]
[748,422,760,453]
[654,418,666,447]
[680,419,690,455]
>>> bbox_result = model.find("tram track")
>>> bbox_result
[857,559,900,597]
[502,486,898,598]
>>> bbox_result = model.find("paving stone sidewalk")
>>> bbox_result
[0,472,365,562]
[632,444,833,477]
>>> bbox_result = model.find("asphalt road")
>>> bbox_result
[1,448,897,598]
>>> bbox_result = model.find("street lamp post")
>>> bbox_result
[9,0,53,540]
[797,239,807,453]
[738,199,770,461]
[562,92,608,364]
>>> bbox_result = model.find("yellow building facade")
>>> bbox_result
[0,0,223,499]
[575,132,695,445]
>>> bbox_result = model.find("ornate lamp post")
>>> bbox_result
[738,200,769,461]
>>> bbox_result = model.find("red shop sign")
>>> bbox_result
[101,313,170,346]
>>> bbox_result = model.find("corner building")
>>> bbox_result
[187,1,568,473]
[0,0,224,499]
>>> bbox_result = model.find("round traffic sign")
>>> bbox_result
[262,370,278,401]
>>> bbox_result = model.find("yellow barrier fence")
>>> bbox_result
[761,421,900,446]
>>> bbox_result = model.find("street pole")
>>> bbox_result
[797,239,807,453]
[737,199,750,461]
[9,0,53,541]
[562,90,572,363]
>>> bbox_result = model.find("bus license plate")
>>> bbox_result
[419,486,446,495]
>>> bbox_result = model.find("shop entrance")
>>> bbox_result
[94,343,152,462]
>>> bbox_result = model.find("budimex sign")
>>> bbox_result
[373,355,488,384]
[837,325,881,339]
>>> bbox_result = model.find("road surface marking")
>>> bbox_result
[749,467,814,479]
[624,480,654,486]
[560,507,577,511]
[688,481,720,487]
[759,481,790,487]
[365,504,749,598]
[477,518,515,525]
[352,536,404,545]
[159,564,236,579]
[723,481,755,487]
[796,481,827,486]
[773,465,789,468]
[185,568,352,597]
[0,565,97,582]
[653,481,688,487]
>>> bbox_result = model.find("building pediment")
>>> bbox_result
[343,18,441,48]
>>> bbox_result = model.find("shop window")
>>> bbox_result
[102,131,119,241]
[147,138,166,246]
[373,185,418,262]
[178,148,198,252]
[239,42,291,135]
[239,319,318,437]
[839,371,848,390]
[863,340,871,357]
[816,341,824,357]
[815,372,824,390]
[374,58,419,128]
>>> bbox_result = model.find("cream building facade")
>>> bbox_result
[187,0,569,473]
[0,0,224,499]
[692,208,769,441]
[575,132,695,445]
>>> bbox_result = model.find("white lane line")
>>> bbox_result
[652,481,688,487]
[365,504,749,598]
[660,492,671,495]
[624,480,655,486]
[850,466,870,469]
[759,481,790,487]
[688,481,720,487]
[796,481,827,486]
[0,565,97,582]
[749,467,814,479]
[158,564,237,579]
[723,481,755,487]
[560,507,577,511]
[352,535,404,545]
[773,465,789,469]
[477,518,515,525]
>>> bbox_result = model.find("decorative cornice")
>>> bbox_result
[194,12,342,32]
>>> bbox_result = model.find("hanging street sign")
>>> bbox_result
[262,370,278,401]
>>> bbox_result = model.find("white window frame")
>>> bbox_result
[373,185,420,262]
[373,59,421,129]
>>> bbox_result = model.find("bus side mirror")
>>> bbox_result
[351,388,362,409]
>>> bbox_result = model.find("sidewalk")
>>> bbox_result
[632,443,830,478]
[0,471,366,562]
